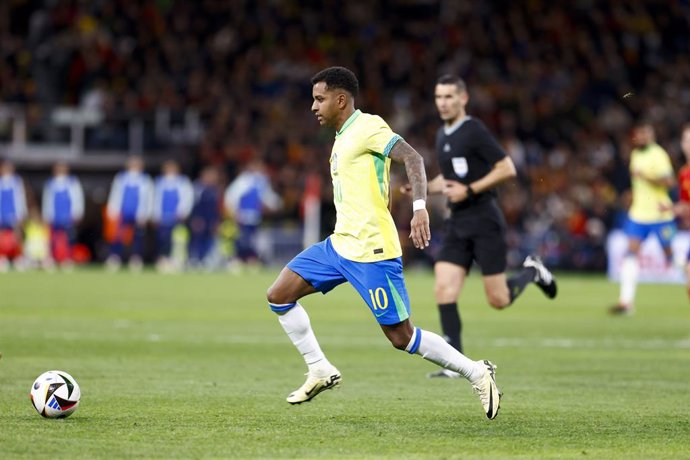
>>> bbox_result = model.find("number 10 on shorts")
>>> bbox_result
[368,288,389,311]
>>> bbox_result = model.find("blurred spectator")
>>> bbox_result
[105,156,153,271]
[2,1,690,270]
[675,124,690,297]
[0,159,27,271]
[42,162,84,269]
[152,159,193,272]
[223,159,282,269]
[188,165,222,269]
[19,207,51,271]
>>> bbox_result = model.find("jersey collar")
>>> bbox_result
[443,115,471,136]
[336,109,361,137]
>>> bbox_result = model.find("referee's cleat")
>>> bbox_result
[286,367,342,404]
[523,255,557,299]
[427,369,462,379]
[471,360,501,420]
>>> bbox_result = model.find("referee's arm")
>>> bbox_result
[426,174,446,194]
[467,156,517,194]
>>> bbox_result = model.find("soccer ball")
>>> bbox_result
[29,370,81,418]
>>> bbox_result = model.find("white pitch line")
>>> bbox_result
[7,329,690,350]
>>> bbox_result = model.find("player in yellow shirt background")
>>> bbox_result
[610,121,676,315]
[265,66,501,419]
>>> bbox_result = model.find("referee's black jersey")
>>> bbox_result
[432,116,506,213]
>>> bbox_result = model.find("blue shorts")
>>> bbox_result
[623,217,676,249]
[286,237,411,326]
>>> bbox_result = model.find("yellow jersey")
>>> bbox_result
[628,143,674,223]
[329,109,403,262]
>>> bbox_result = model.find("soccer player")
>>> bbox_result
[105,156,153,271]
[266,67,501,419]
[610,122,676,315]
[223,159,282,268]
[406,75,556,377]
[0,159,27,271]
[42,162,84,268]
[674,124,690,298]
[152,160,193,272]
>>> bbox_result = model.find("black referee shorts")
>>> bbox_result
[435,211,507,276]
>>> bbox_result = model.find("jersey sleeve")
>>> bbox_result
[469,119,506,165]
[652,148,673,178]
[365,116,402,157]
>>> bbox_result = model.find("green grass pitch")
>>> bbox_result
[1,269,689,459]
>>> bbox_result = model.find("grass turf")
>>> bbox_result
[0,269,689,459]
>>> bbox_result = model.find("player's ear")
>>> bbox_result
[459,90,469,106]
[337,92,348,109]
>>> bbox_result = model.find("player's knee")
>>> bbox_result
[389,335,410,350]
[266,285,284,305]
[434,282,456,302]
[384,329,413,350]
[487,292,510,309]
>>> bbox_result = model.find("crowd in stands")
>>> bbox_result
[2,0,690,271]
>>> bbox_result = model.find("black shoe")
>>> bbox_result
[523,255,557,299]
[608,304,633,316]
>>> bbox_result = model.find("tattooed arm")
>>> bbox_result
[389,139,430,249]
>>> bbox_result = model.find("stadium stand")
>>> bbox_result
[1,0,689,269]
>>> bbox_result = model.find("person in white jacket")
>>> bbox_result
[224,159,282,267]
[152,160,193,271]
[0,159,27,271]
[105,156,153,271]
[42,162,84,267]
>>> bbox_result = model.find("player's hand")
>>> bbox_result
[632,169,651,183]
[671,202,690,218]
[443,180,469,202]
[409,209,431,249]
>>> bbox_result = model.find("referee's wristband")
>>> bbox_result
[412,199,426,212]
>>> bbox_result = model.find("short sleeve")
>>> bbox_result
[366,116,402,157]
[655,149,673,177]
[470,119,506,165]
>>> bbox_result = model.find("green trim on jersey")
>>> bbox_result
[329,111,402,262]
[336,109,362,137]
[372,153,387,198]
[386,274,410,322]
[382,134,402,157]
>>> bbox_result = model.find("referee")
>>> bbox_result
[417,75,557,377]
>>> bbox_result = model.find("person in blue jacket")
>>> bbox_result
[0,159,27,271]
[42,162,84,268]
[223,159,282,268]
[188,166,222,269]
[105,156,153,271]
[152,160,193,272]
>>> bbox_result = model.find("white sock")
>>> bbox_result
[277,303,332,377]
[619,255,639,306]
[406,327,483,382]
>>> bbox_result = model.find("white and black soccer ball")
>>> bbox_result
[29,370,81,418]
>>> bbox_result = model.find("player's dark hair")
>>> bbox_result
[311,67,359,98]
[436,74,467,92]
[633,118,654,130]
